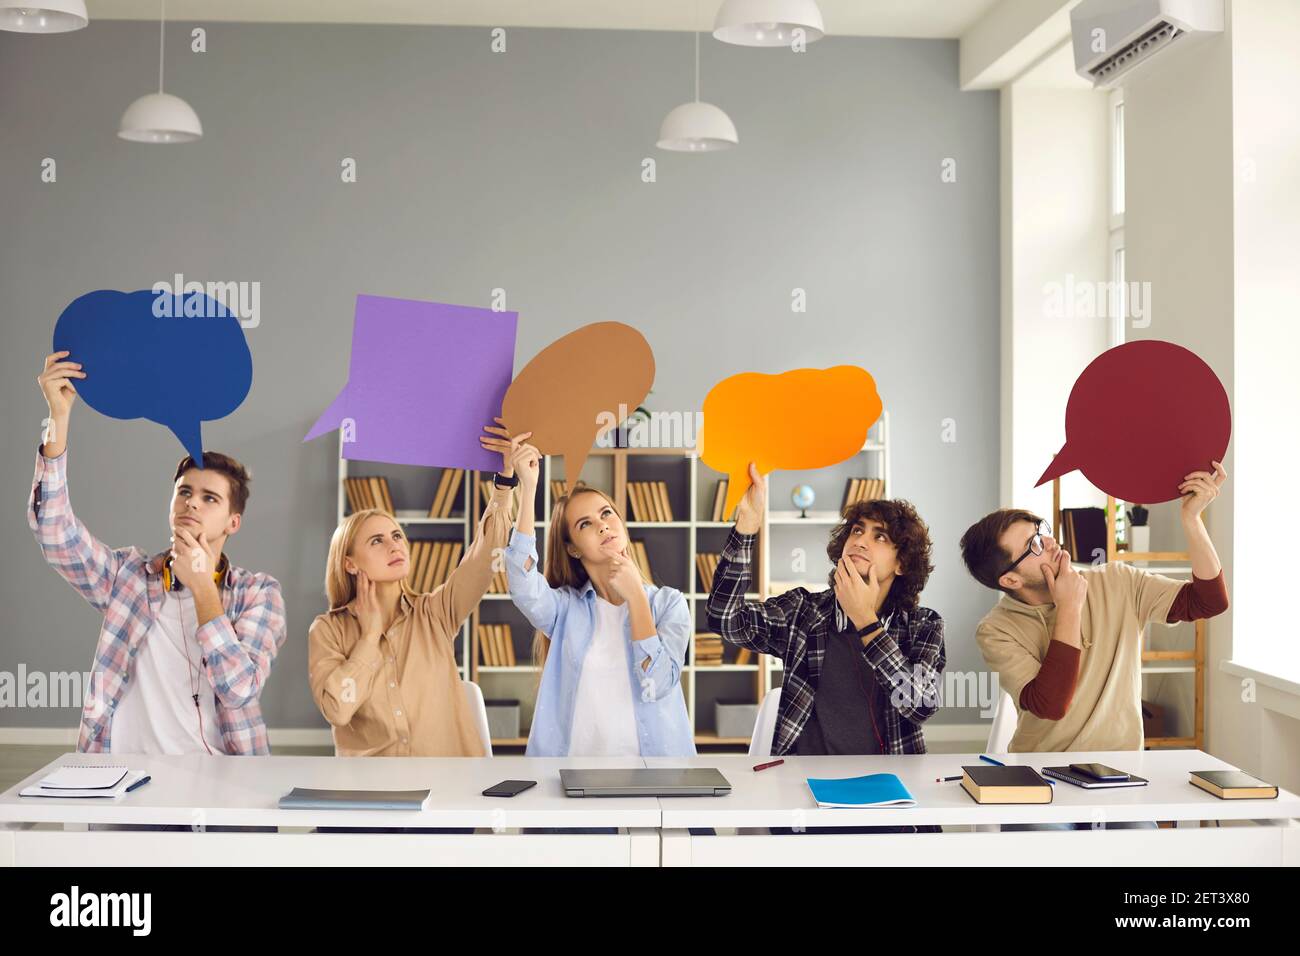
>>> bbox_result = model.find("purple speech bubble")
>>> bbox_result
[304,295,518,470]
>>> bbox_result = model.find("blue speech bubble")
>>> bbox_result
[52,289,253,467]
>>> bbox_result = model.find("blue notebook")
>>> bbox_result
[806,773,916,808]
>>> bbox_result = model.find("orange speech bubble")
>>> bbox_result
[501,322,655,495]
[700,366,883,520]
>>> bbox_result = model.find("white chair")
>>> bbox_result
[462,680,493,757]
[747,688,783,757]
[985,688,1018,754]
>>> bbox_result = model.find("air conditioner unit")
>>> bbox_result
[1070,0,1224,88]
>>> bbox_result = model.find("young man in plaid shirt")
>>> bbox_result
[707,463,946,759]
[29,351,286,756]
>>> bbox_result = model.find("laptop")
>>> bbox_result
[560,768,731,797]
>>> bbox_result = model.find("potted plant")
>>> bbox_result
[1127,504,1150,553]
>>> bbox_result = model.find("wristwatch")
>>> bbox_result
[492,472,520,489]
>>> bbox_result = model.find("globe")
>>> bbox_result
[791,484,815,518]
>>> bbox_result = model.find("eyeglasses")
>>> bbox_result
[1000,520,1052,578]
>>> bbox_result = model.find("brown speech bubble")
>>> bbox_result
[501,322,655,495]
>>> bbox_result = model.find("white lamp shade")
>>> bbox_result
[0,0,87,32]
[713,0,824,47]
[118,92,203,143]
[657,101,738,152]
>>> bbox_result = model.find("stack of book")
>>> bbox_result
[405,540,462,592]
[477,624,516,667]
[695,553,721,593]
[709,479,729,521]
[629,540,654,581]
[627,481,674,521]
[344,476,395,515]
[427,469,464,518]
[694,633,724,666]
[841,477,886,513]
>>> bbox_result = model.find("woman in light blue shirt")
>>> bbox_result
[481,433,694,758]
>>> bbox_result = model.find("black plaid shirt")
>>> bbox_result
[706,529,946,756]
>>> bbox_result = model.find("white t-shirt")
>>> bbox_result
[567,597,640,756]
[109,584,225,755]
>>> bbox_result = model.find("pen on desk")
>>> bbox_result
[753,759,784,772]
[979,754,1005,767]
[125,775,151,793]
[937,774,963,782]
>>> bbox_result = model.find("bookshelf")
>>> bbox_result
[1051,478,1206,750]
[336,413,891,749]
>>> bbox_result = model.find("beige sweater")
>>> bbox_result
[975,561,1184,752]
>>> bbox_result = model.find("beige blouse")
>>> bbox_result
[308,483,512,756]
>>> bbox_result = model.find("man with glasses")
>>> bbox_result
[958,462,1229,753]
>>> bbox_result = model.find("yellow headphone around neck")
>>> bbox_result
[163,554,228,592]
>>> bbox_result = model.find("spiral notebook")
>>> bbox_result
[20,764,148,799]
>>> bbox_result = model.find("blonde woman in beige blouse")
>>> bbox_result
[308,425,532,756]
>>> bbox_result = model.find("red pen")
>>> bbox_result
[753,759,784,772]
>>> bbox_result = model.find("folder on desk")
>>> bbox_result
[806,773,916,808]
[278,788,431,811]
[20,765,148,799]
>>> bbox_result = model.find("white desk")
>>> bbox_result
[3,750,1296,867]
[647,751,1300,867]
[0,753,660,867]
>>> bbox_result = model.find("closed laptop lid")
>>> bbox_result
[560,768,731,797]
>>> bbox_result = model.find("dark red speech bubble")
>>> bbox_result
[1035,340,1230,504]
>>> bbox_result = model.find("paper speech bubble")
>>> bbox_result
[305,295,518,470]
[500,322,655,495]
[1035,340,1231,503]
[701,366,883,520]
[52,289,253,466]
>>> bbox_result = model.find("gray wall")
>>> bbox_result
[0,21,1000,728]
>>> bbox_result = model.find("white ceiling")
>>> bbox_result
[85,1,1004,38]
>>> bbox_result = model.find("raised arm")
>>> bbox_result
[27,351,125,613]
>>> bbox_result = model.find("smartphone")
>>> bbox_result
[482,779,537,798]
[1069,762,1129,782]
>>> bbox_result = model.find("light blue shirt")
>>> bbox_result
[503,530,696,757]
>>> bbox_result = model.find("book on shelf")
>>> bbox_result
[487,567,510,594]
[477,623,516,667]
[694,632,724,666]
[710,479,729,522]
[344,476,395,515]
[629,540,654,581]
[734,648,753,666]
[406,540,463,592]
[695,553,720,594]
[428,468,464,518]
[841,477,885,513]
[550,479,567,503]
[627,481,674,522]
[653,481,673,521]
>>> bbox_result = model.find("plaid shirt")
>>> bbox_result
[28,450,287,755]
[706,529,945,756]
